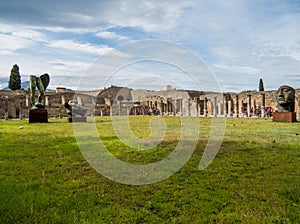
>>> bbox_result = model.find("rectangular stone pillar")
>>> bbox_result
[218,102,222,116]
[234,95,239,117]
[26,95,29,107]
[213,97,217,116]
[223,98,227,115]
[204,98,207,117]
[61,95,65,105]
[247,95,251,117]
[77,96,82,105]
[187,98,191,116]
[228,100,232,117]
[298,94,300,120]
[261,93,265,118]
[45,96,49,106]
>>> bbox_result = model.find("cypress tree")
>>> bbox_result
[8,64,21,90]
[259,78,264,91]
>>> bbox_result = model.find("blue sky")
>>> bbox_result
[0,0,299,92]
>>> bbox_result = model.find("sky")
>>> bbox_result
[0,0,300,92]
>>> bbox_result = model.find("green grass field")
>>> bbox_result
[0,117,299,223]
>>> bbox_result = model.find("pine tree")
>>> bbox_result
[8,64,21,90]
[259,78,264,91]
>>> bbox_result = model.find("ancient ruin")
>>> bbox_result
[0,85,299,120]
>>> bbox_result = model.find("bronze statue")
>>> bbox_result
[64,100,87,117]
[30,73,50,109]
[276,85,295,112]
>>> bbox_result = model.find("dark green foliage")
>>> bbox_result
[259,78,264,91]
[8,64,21,90]
[241,89,257,93]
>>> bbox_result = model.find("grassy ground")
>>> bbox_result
[0,117,299,223]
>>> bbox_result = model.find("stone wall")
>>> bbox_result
[0,89,96,119]
[0,87,299,119]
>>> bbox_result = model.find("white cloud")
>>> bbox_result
[213,64,260,75]
[0,33,33,55]
[95,31,129,40]
[108,1,193,32]
[47,39,113,55]
[12,29,47,42]
[49,59,91,74]
[59,13,96,25]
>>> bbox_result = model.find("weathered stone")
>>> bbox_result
[1,86,300,119]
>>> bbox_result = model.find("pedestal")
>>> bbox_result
[29,109,48,123]
[272,112,297,123]
[67,117,87,123]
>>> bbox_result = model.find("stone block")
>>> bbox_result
[29,109,48,123]
[272,112,297,123]
[67,117,87,122]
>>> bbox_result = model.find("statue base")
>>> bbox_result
[272,112,297,123]
[29,109,48,123]
[67,117,87,123]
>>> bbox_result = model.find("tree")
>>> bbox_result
[259,78,264,91]
[8,64,21,90]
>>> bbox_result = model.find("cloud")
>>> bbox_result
[106,1,193,32]
[0,1,193,33]
[213,64,260,75]
[0,23,48,55]
[47,39,113,55]
[0,33,33,55]
[95,31,129,40]
[0,1,300,91]
[11,29,47,42]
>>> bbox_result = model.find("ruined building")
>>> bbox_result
[0,86,299,120]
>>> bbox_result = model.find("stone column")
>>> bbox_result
[247,94,251,117]
[45,96,49,106]
[196,98,200,116]
[223,98,227,116]
[167,99,170,115]
[298,94,300,120]
[61,95,65,105]
[261,93,265,118]
[187,98,191,116]
[253,99,256,116]
[228,100,232,117]
[177,99,182,116]
[213,97,217,116]
[77,96,82,105]
[158,100,163,114]
[204,98,207,117]
[218,102,222,116]
[19,102,23,119]
[235,95,239,117]
[26,95,30,107]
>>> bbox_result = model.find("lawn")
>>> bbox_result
[0,117,299,223]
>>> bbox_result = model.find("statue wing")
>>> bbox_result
[40,73,50,90]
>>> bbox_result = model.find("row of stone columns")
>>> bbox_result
[145,98,183,115]
[209,93,266,117]
[210,95,238,117]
